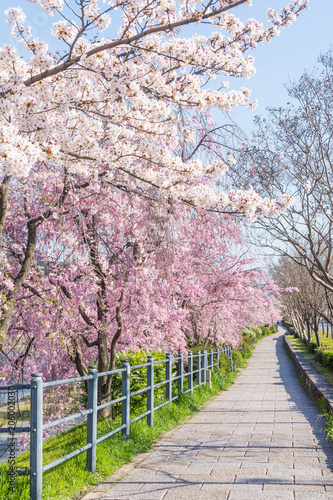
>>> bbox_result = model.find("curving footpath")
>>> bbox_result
[83,328,333,500]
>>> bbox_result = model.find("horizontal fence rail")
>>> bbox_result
[0,347,235,500]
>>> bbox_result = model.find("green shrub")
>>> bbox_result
[231,349,243,368]
[242,335,253,345]
[219,353,231,374]
[314,348,333,370]
[239,341,252,356]
[190,344,215,354]
[261,326,270,336]
[315,350,324,363]
[309,340,317,353]
[255,327,263,338]
[242,328,257,341]
[322,350,333,369]
[111,350,167,415]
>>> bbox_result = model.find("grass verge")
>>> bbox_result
[288,335,333,387]
[0,366,240,500]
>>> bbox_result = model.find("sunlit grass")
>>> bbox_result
[0,367,238,500]
[289,334,333,386]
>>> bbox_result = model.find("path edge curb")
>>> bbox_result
[284,333,333,413]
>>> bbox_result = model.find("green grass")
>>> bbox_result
[0,367,239,500]
[317,401,333,445]
[288,335,333,387]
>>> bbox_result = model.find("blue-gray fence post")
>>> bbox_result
[178,352,183,395]
[87,365,98,473]
[188,351,193,395]
[147,356,154,426]
[197,351,201,386]
[216,348,220,369]
[166,353,172,403]
[122,360,130,439]
[227,346,234,371]
[209,349,213,370]
[30,373,43,500]
[202,350,207,384]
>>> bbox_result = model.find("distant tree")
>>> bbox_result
[233,49,333,297]
[272,256,333,346]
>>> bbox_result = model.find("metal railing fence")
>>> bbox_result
[0,347,234,499]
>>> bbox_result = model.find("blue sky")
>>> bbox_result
[229,0,333,135]
[0,0,332,136]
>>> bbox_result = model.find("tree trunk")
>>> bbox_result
[313,321,321,348]
[306,320,311,346]
[0,219,38,348]
[0,175,10,246]
[97,294,123,420]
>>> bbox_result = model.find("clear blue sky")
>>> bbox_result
[228,0,333,135]
[0,0,332,135]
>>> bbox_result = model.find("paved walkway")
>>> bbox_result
[91,329,333,499]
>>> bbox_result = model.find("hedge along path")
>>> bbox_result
[82,328,333,500]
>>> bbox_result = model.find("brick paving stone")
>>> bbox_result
[81,330,333,500]
[178,464,213,474]
[202,482,263,492]
[228,492,294,500]
[213,460,243,468]
[103,490,167,499]
[177,472,236,483]
[212,467,267,476]
[140,482,202,493]
[164,490,229,499]
[239,459,269,466]
[294,494,333,500]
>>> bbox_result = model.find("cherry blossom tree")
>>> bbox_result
[0,0,307,383]
[0,0,306,197]
[0,0,307,347]
[0,161,281,417]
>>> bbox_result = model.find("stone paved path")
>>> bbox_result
[98,329,333,499]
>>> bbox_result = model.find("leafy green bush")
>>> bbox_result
[219,353,231,374]
[239,341,252,356]
[231,349,243,368]
[315,348,333,370]
[322,350,333,369]
[111,350,167,415]
[307,334,333,370]
[190,345,214,354]
[242,335,253,345]
[309,340,317,353]
[242,328,257,341]
[255,327,263,338]
[315,350,324,363]
[261,326,270,336]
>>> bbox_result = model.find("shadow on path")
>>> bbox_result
[275,329,333,471]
